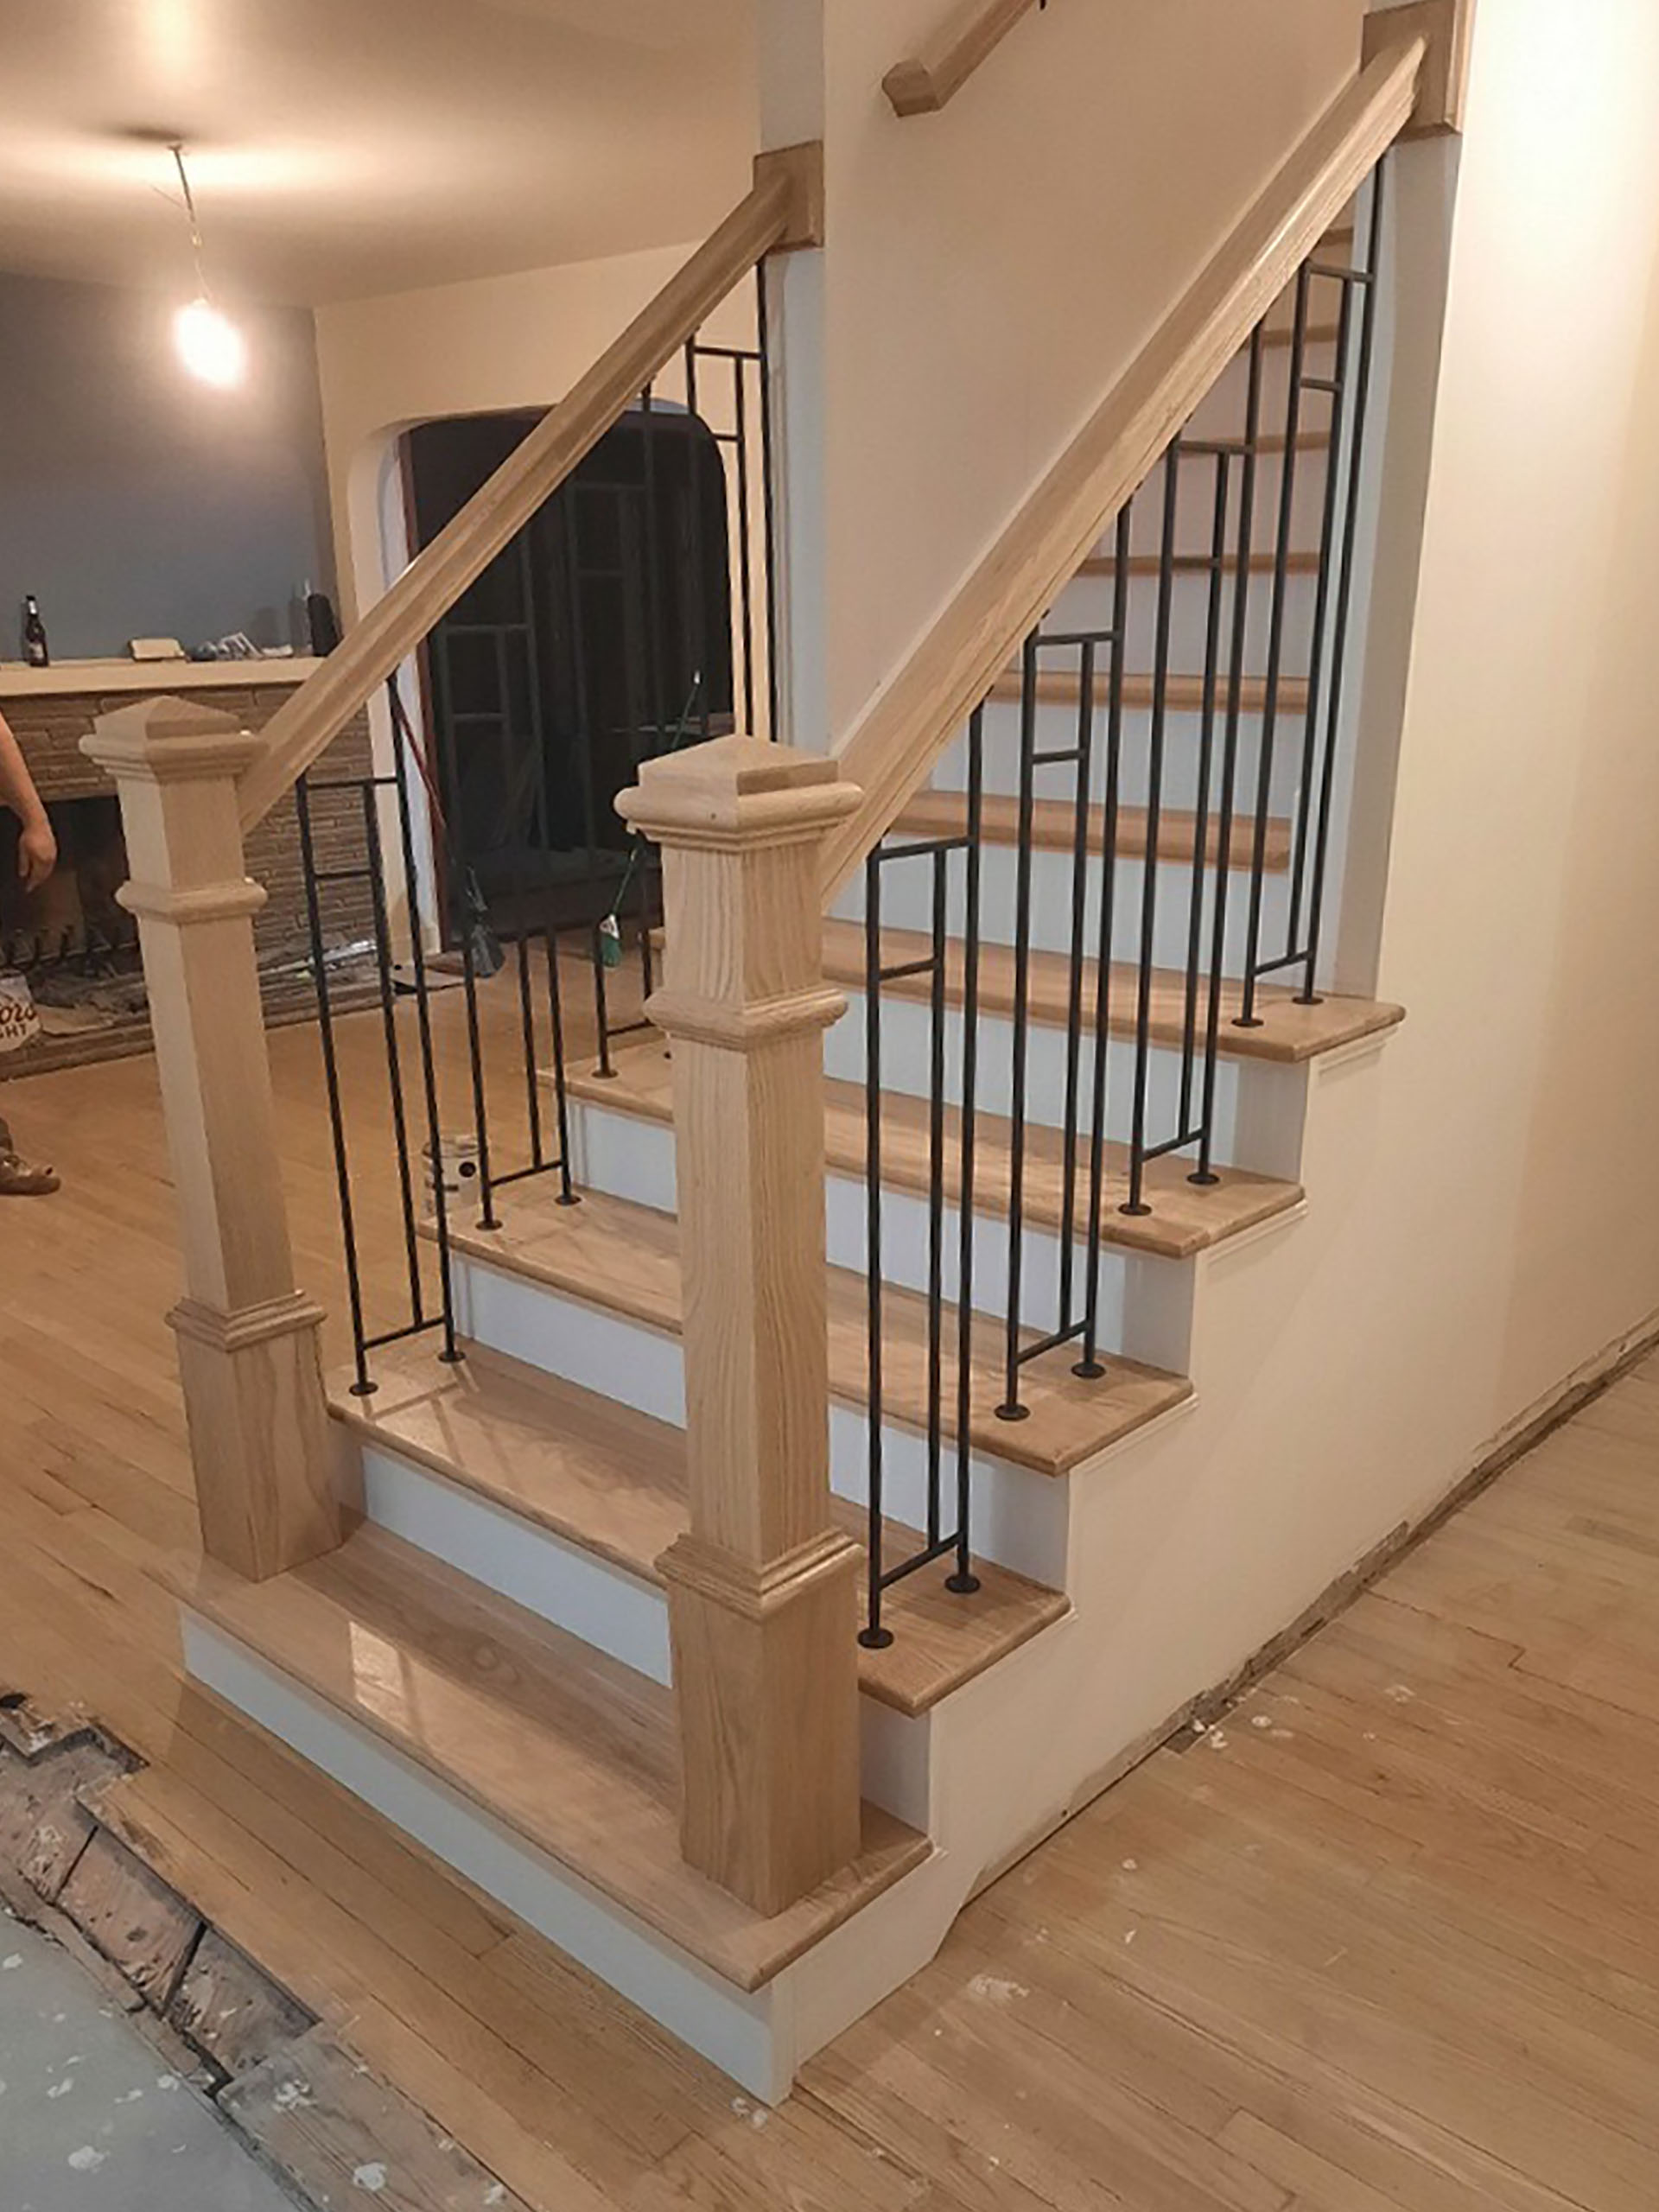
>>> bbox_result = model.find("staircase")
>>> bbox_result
[89,22,1447,2110]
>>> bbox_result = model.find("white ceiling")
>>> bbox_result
[0,0,756,305]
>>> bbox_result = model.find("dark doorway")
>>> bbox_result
[404,403,735,940]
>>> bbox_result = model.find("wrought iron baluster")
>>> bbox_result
[1122,442,1183,1217]
[1300,172,1388,1004]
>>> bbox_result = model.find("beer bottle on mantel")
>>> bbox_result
[22,595,49,669]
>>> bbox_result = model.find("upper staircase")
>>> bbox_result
[91,7,1457,2106]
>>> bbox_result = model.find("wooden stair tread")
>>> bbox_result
[328,1338,1070,1715]
[891,788,1293,873]
[822,918,1403,1065]
[989,668,1311,714]
[175,1524,931,1992]
[442,1185,1192,1478]
[567,1039,1302,1262]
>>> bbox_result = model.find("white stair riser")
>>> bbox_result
[566,1097,1192,1370]
[1048,566,1320,674]
[450,1251,1071,1587]
[824,988,1238,1153]
[835,836,1294,976]
[824,991,1307,1180]
[359,1443,673,1684]
[931,707,1310,818]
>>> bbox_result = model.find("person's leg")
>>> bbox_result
[0,1105,59,1196]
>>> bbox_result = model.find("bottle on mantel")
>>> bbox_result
[21,595,49,669]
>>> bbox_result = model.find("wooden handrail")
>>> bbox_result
[884,0,1046,118]
[236,143,823,834]
[821,35,1427,900]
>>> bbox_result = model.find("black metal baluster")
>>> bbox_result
[639,381,669,754]
[1300,172,1387,1004]
[949,711,983,1594]
[1285,271,1356,965]
[591,922,617,1079]
[756,256,781,743]
[455,879,498,1232]
[296,772,372,1396]
[544,927,578,1205]
[389,673,461,1365]
[361,781,423,1327]
[1179,453,1232,1140]
[731,351,757,736]
[925,846,949,1548]
[1192,330,1265,1184]
[1122,443,1183,1217]
[683,337,712,741]
[515,931,543,1170]
[996,628,1042,1421]
[1236,269,1311,1027]
[860,850,891,1649]
[1078,502,1132,1372]
[1058,637,1096,1333]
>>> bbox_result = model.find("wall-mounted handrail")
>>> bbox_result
[822,35,1427,901]
[236,143,823,835]
[884,0,1047,118]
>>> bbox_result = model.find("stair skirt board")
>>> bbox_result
[180,1608,953,2104]
[832,839,1295,981]
[449,1247,1076,1589]
[359,1443,674,1686]
[567,1096,1197,1376]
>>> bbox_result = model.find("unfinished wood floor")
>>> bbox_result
[3,1002,1659,2211]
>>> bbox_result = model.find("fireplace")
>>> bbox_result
[0,674,375,1076]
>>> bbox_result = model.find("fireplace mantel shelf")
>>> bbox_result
[0,658,324,701]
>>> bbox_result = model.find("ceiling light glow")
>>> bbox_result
[174,295,245,386]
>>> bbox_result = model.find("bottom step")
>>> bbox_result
[174,1528,935,2096]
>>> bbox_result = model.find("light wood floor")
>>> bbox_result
[4,1003,1659,2210]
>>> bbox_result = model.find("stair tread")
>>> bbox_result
[989,668,1311,714]
[569,1038,1302,1262]
[443,1184,1192,1478]
[822,918,1404,1066]
[177,1524,931,1993]
[331,1338,1070,1715]
[892,788,1293,873]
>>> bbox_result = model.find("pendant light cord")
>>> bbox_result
[169,142,210,298]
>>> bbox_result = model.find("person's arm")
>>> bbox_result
[0,709,56,893]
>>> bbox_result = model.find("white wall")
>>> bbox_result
[1035,0,1659,1779]
[789,0,1367,742]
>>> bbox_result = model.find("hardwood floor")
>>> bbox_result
[4,998,1659,2209]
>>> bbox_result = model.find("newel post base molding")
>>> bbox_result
[83,697,342,1582]
[619,735,864,1916]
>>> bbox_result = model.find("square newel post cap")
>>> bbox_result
[617,734,861,851]
[81,695,266,785]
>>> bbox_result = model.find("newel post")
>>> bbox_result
[83,697,341,1581]
[619,736,863,1915]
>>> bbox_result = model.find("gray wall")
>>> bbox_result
[0,271,334,662]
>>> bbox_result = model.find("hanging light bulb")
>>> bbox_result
[168,143,246,389]
[175,296,246,387]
